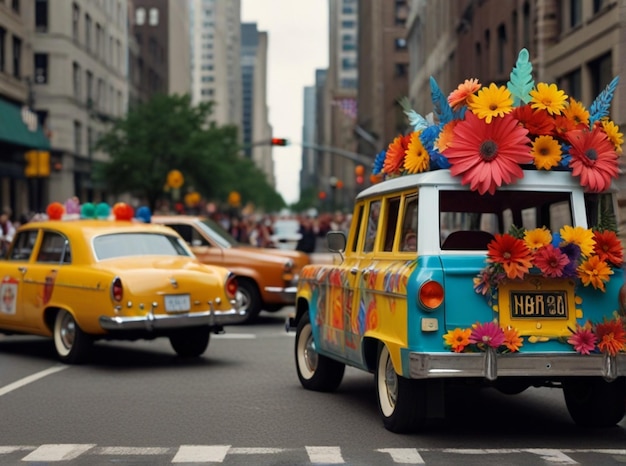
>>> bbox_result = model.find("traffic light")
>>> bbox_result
[24,150,50,177]
[271,138,289,146]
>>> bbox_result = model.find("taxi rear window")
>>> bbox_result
[93,233,191,260]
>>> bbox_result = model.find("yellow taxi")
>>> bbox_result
[152,215,310,323]
[0,204,244,364]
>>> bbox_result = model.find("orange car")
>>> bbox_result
[152,215,310,323]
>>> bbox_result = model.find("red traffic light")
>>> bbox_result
[271,138,289,146]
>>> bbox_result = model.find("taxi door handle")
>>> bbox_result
[18,267,27,274]
[361,268,371,277]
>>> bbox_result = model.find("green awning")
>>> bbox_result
[0,98,50,150]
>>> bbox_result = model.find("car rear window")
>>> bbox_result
[93,233,192,260]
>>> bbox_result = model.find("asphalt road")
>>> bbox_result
[1,308,626,465]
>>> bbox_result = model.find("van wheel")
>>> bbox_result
[237,279,262,323]
[53,310,92,364]
[169,327,210,357]
[295,314,344,391]
[563,377,626,428]
[376,344,425,433]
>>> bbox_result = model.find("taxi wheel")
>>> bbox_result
[169,326,210,357]
[295,314,344,392]
[563,376,626,428]
[53,310,92,364]
[376,344,425,433]
[237,279,262,324]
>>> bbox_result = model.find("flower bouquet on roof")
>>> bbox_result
[373,48,623,196]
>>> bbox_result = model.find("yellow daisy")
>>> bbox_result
[560,225,595,257]
[404,131,429,174]
[531,135,562,170]
[562,98,589,127]
[577,255,613,292]
[601,119,624,154]
[524,227,552,250]
[467,83,513,124]
[529,83,568,115]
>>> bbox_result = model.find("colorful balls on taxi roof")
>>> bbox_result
[95,202,111,219]
[80,202,96,219]
[113,202,134,221]
[46,202,65,220]
[135,206,152,223]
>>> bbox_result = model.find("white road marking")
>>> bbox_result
[525,448,579,464]
[230,447,286,454]
[171,445,230,463]
[21,444,95,462]
[0,446,33,454]
[95,446,170,455]
[378,448,425,464]
[213,333,256,339]
[306,446,345,464]
[0,365,68,397]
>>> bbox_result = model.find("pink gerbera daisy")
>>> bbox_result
[567,323,597,355]
[469,321,506,349]
[567,126,619,192]
[442,112,532,195]
[533,244,570,278]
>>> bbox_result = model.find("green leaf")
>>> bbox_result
[507,48,535,106]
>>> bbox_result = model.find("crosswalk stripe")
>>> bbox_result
[21,444,96,462]
[171,445,230,463]
[525,449,578,465]
[95,447,170,455]
[306,446,344,464]
[378,448,425,464]
[230,447,286,454]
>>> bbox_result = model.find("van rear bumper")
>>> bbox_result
[409,351,626,381]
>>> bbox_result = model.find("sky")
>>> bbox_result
[241,1,328,205]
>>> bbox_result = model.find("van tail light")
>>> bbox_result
[419,280,444,310]
[111,277,123,302]
[225,273,238,300]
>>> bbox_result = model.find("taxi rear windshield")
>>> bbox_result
[94,233,191,260]
[439,190,572,250]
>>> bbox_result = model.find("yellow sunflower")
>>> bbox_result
[524,227,552,250]
[601,119,624,154]
[531,135,562,170]
[467,83,513,124]
[560,225,595,257]
[404,131,429,174]
[529,83,568,115]
[562,98,589,127]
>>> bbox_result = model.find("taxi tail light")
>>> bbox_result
[419,280,444,310]
[225,273,238,300]
[111,277,123,302]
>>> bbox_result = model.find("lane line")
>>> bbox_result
[377,448,425,464]
[21,444,95,462]
[0,365,68,397]
[306,446,344,464]
[172,445,230,463]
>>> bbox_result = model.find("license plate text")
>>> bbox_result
[510,291,568,319]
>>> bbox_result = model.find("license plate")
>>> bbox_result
[165,294,190,312]
[510,291,568,319]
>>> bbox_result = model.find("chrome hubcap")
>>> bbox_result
[60,313,76,350]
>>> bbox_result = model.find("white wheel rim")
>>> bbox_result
[297,323,318,379]
[377,346,398,417]
[54,311,75,357]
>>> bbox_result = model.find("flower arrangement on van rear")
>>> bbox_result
[443,321,522,353]
[372,49,623,194]
[473,225,623,299]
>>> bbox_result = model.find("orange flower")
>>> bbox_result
[487,233,533,279]
[447,78,481,110]
[503,326,523,352]
[443,112,532,195]
[595,318,626,356]
[383,134,411,176]
[577,255,613,291]
[443,328,472,353]
[593,230,624,266]
[510,105,555,137]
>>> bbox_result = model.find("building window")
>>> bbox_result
[11,0,19,13]
[589,52,612,102]
[497,24,506,74]
[12,37,21,78]
[74,121,82,156]
[558,68,582,101]
[569,0,582,28]
[72,62,81,100]
[341,20,356,28]
[35,0,48,32]
[34,53,48,84]
[85,14,92,51]
[135,7,145,25]
[0,28,6,72]
[593,0,607,13]
[86,70,93,106]
[395,62,408,77]
[72,3,80,42]
[87,126,93,157]
[149,8,159,26]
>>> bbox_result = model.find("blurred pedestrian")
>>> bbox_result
[0,207,16,255]
[296,216,317,253]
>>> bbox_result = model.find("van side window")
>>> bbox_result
[584,192,616,230]
[349,204,364,253]
[401,194,418,252]
[364,200,381,253]
[382,196,401,252]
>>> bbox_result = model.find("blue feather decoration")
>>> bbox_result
[507,48,534,105]
[429,76,454,124]
[398,96,428,131]
[589,76,619,124]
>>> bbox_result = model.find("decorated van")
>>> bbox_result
[288,49,626,433]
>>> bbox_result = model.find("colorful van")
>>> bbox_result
[288,49,626,433]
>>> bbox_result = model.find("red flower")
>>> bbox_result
[567,126,619,192]
[595,318,626,357]
[533,244,570,278]
[511,105,555,137]
[487,233,533,279]
[443,112,532,195]
[593,230,624,266]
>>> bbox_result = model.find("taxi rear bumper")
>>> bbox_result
[99,307,246,332]
[409,351,626,381]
